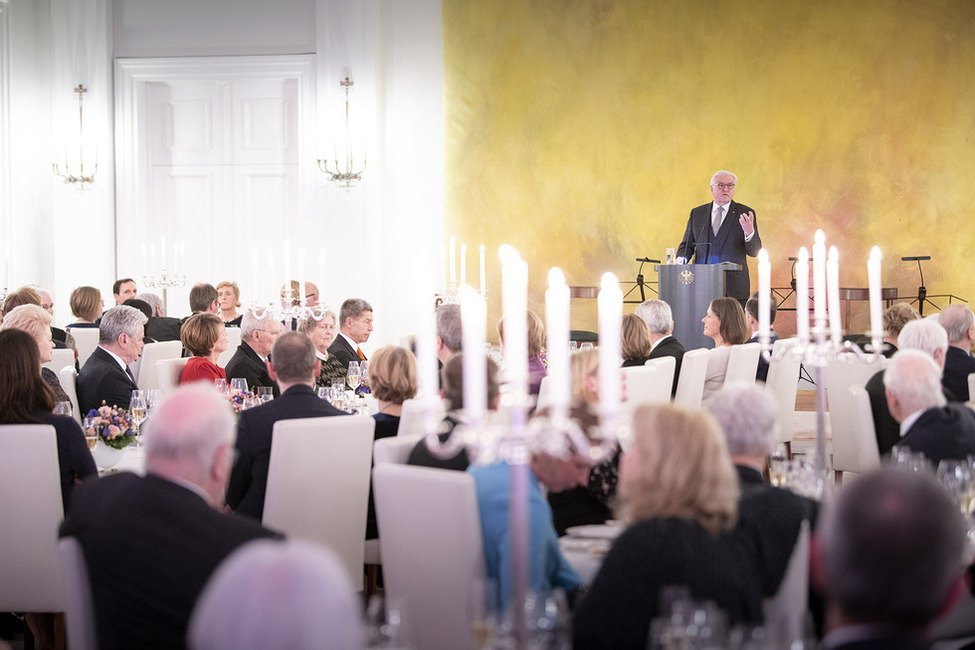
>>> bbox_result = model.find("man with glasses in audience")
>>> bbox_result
[675,170,761,302]
[225,310,284,397]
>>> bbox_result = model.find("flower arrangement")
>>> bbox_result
[227,387,257,414]
[84,402,137,450]
[355,374,371,396]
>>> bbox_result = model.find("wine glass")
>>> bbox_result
[347,362,361,391]
[360,360,369,386]
[768,443,789,487]
[82,416,99,452]
[214,378,229,395]
[130,391,148,447]
[146,389,163,416]
[53,401,73,418]
[257,386,273,403]
[230,378,249,394]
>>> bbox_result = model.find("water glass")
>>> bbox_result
[257,386,273,403]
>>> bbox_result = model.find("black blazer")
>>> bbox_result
[942,345,975,402]
[675,200,762,301]
[901,404,975,466]
[77,346,139,413]
[227,384,348,521]
[748,332,779,383]
[648,335,685,397]
[60,472,281,650]
[867,369,958,457]
[327,334,363,369]
[147,316,183,342]
[224,341,279,397]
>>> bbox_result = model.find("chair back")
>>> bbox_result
[535,376,553,412]
[59,366,82,424]
[969,372,975,404]
[397,398,447,437]
[137,340,183,390]
[724,342,761,386]
[645,355,676,397]
[0,424,65,611]
[374,433,424,465]
[216,327,242,368]
[157,357,190,395]
[43,348,76,376]
[59,537,97,650]
[263,416,375,589]
[374,464,485,650]
[763,520,810,645]
[68,328,100,368]
[764,338,802,445]
[826,354,884,475]
[674,348,709,409]
[833,386,881,477]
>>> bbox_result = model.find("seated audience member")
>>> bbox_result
[227,332,347,521]
[60,385,281,650]
[112,278,137,306]
[469,416,589,611]
[123,298,156,343]
[302,282,320,307]
[436,303,463,365]
[407,353,499,471]
[298,310,347,390]
[216,281,243,327]
[34,286,71,347]
[187,540,363,650]
[187,283,219,317]
[137,292,183,342]
[814,468,969,649]
[0,304,70,402]
[709,383,816,596]
[573,405,763,649]
[939,305,975,402]
[701,297,750,404]
[328,298,374,366]
[0,329,95,511]
[77,305,146,412]
[620,313,652,367]
[875,302,920,358]
[180,313,229,385]
[68,285,103,328]
[225,310,284,398]
[498,310,547,396]
[865,318,952,456]
[636,300,686,397]
[745,292,779,382]
[884,349,975,465]
[1,286,42,315]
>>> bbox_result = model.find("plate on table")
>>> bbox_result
[564,523,624,540]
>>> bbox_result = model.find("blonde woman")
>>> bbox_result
[216,281,242,327]
[573,404,763,648]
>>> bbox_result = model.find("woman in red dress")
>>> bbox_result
[179,313,228,385]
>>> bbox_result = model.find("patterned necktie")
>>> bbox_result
[712,206,724,236]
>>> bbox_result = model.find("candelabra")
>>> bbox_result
[244,287,331,325]
[142,270,187,314]
[316,77,366,187]
[52,85,98,188]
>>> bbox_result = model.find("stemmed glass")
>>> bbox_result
[257,386,273,403]
[214,378,229,395]
[347,362,361,391]
[146,389,163,416]
[53,401,73,418]
[230,378,249,394]
[82,415,99,452]
[130,390,148,448]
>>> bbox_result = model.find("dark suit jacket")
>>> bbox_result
[867,370,958,457]
[224,341,279,397]
[942,345,975,402]
[147,316,182,342]
[77,346,139,413]
[227,384,348,520]
[60,472,281,650]
[901,403,975,466]
[648,335,685,396]
[327,334,363,369]
[822,635,929,650]
[675,200,762,300]
[748,332,780,383]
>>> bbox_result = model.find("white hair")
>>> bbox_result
[939,306,974,344]
[710,170,738,186]
[98,305,147,344]
[707,382,779,457]
[136,292,165,317]
[241,309,276,340]
[634,299,673,335]
[897,319,948,358]
[144,384,235,471]
[187,540,364,650]
[884,349,946,416]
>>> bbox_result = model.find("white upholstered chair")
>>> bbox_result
[0,425,65,613]
[137,340,183,390]
[763,520,810,645]
[724,341,761,386]
[764,338,802,451]
[673,348,709,410]
[826,354,884,480]
[216,326,241,368]
[59,366,82,424]
[59,536,97,650]
[42,348,76,376]
[263,415,375,590]
[374,433,424,465]
[832,386,881,483]
[68,327,99,368]
[374,464,486,650]
[644,355,676,398]
[157,357,190,395]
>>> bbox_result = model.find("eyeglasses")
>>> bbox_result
[713,183,735,190]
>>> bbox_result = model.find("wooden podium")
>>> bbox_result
[656,262,741,350]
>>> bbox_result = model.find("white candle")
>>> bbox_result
[479,244,487,296]
[460,243,467,286]
[415,267,441,422]
[757,249,770,348]
[177,243,185,272]
[266,248,275,302]
[598,272,623,434]
[796,247,810,345]
[868,247,883,353]
[827,246,842,343]
[460,285,487,424]
[318,249,327,293]
[546,267,571,417]
[440,242,448,294]
[499,245,528,394]
[141,244,148,275]
[813,230,826,328]
[449,236,457,285]
[297,247,306,304]
[283,239,292,302]
[250,248,259,303]
[160,236,167,272]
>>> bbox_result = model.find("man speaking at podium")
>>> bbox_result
[675,170,762,302]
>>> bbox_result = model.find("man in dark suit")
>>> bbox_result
[227,332,347,521]
[635,299,685,397]
[745,292,779,382]
[137,292,183,342]
[885,350,975,465]
[939,305,975,402]
[675,170,762,301]
[327,297,374,368]
[77,305,146,412]
[112,277,137,306]
[60,385,282,650]
[814,469,968,650]
[225,310,284,397]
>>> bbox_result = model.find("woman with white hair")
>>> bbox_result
[187,540,364,650]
